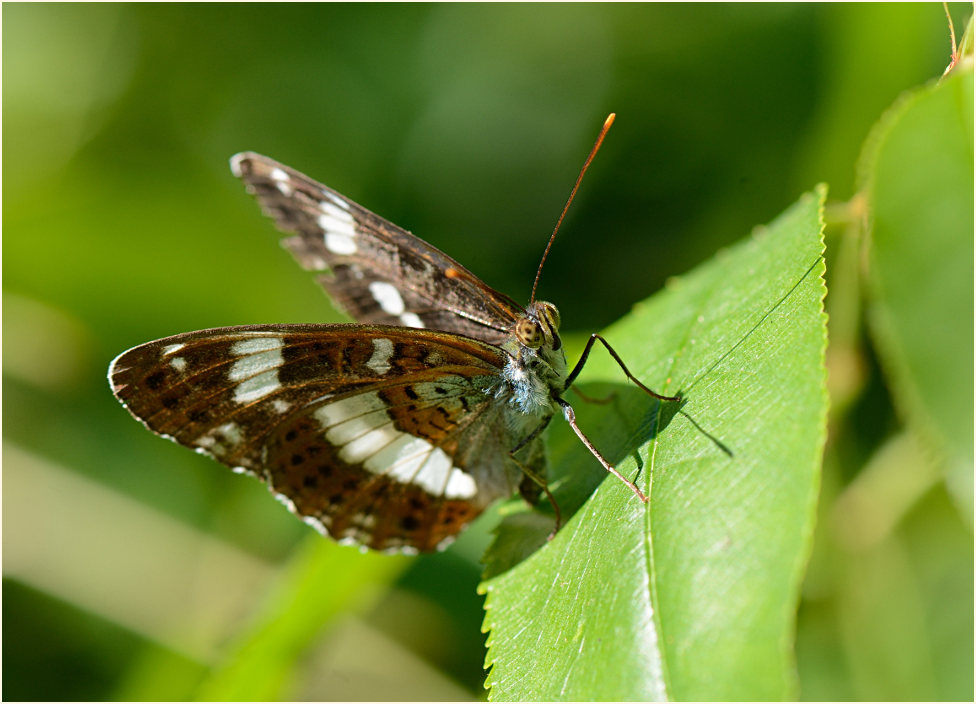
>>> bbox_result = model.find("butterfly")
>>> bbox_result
[109,115,679,553]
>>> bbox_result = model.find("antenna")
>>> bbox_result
[529,113,616,304]
[942,2,959,74]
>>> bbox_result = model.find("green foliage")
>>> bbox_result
[193,539,411,701]
[861,65,974,519]
[482,188,828,701]
[794,18,974,703]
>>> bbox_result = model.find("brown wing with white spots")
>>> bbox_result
[231,152,523,345]
[109,324,533,552]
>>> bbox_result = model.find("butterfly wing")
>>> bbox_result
[109,324,533,552]
[231,152,523,345]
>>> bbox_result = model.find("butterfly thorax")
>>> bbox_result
[496,301,567,419]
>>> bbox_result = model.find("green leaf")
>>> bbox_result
[481,187,828,701]
[193,537,410,701]
[860,66,974,520]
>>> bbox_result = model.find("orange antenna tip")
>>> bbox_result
[529,113,616,303]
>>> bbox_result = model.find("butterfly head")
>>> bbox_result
[505,301,567,416]
[517,301,562,352]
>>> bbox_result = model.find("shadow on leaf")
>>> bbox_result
[482,382,685,579]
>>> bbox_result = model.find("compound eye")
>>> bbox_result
[541,302,560,330]
[516,318,544,349]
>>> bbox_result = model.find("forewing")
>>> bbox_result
[231,152,523,344]
[109,324,520,552]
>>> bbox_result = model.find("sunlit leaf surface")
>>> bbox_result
[483,188,828,701]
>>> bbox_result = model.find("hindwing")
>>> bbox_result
[109,324,531,552]
[231,153,524,345]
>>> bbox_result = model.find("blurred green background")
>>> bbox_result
[3,3,972,701]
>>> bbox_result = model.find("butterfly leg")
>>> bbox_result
[554,396,649,504]
[511,455,562,539]
[509,416,562,538]
[510,415,552,455]
[564,333,680,402]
